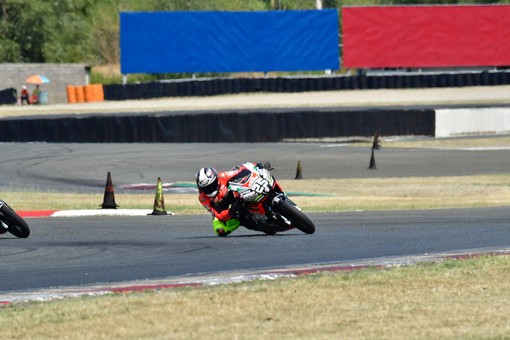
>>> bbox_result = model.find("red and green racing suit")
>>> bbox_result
[198,167,242,236]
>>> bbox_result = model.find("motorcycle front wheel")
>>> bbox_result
[275,199,315,234]
[0,203,30,238]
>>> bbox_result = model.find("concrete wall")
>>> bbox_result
[435,107,510,137]
[0,63,88,104]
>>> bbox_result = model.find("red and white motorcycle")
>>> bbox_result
[0,200,30,238]
[228,162,315,235]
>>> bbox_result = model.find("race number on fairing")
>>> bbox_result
[252,178,270,194]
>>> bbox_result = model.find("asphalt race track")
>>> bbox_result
[0,142,509,294]
[1,207,510,293]
[1,142,510,192]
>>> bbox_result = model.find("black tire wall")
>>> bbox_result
[0,109,434,143]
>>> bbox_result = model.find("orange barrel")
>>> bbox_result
[66,86,76,104]
[95,84,104,102]
[91,84,100,102]
[75,86,85,103]
[89,84,97,102]
[84,84,95,102]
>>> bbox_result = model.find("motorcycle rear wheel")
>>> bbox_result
[275,199,315,234]
[0,203,30,238]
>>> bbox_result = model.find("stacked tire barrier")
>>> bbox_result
[3,70,508,142]
[0,108,434,143]
[103,70,510,101]
[0,88,17,105]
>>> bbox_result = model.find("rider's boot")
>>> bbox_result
[213,217,240,237]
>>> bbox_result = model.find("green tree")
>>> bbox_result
[89,0,119,65]
[2,0,510,65]
[0,0,95,62]
[0,0,50,62]
[43,0,95,62]
[0,38,18,61]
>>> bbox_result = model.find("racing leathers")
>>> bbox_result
[198,167,242,236]
[198,162,273,237]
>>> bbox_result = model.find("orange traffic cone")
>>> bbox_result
[150,177,168,215]
[372,132,381,150]
[295,160,303,179]
[101,172,118,209]
[368,148,377,170]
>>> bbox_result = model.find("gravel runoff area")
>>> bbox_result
[1,85,510,118]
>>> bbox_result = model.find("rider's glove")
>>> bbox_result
[217,209,231,222]
[257,162,274,170]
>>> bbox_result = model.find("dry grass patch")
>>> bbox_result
[279,174,510,211]
[3,174,510,213]
[1,256,510,339]
[383,135,510,149]
[1,191,200,214]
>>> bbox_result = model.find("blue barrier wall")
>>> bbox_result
[120,10,339,74]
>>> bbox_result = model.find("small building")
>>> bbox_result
[0,63,89,104]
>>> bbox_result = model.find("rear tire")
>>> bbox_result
[0,203,30,238]
[275,199,315,234]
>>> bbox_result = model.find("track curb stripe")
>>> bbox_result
[1,247,509,306]
[17,209,176,218]
[17,210,58,218]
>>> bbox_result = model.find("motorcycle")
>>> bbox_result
[228,162,315,235]
[0,200,30,238]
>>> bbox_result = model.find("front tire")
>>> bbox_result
[274,199,315,234]
[0,203,30,238]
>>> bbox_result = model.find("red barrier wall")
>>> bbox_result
[342,5,510,68]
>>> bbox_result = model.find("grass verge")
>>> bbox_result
[1,255,510,339]
[3,174,510,213]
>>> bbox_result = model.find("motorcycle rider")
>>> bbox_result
[196,162,272,237]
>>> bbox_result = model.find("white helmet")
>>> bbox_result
[196,167,219,197]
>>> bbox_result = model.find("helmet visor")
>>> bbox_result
[206,189,218,198]
[201,179,218,197]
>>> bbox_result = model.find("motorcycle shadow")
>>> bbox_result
[179,233,298,240]
[0,236,27,240]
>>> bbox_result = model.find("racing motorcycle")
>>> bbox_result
[0,200,30,238]
[228,162,315,235]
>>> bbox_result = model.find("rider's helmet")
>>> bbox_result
[196,167,219,197]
